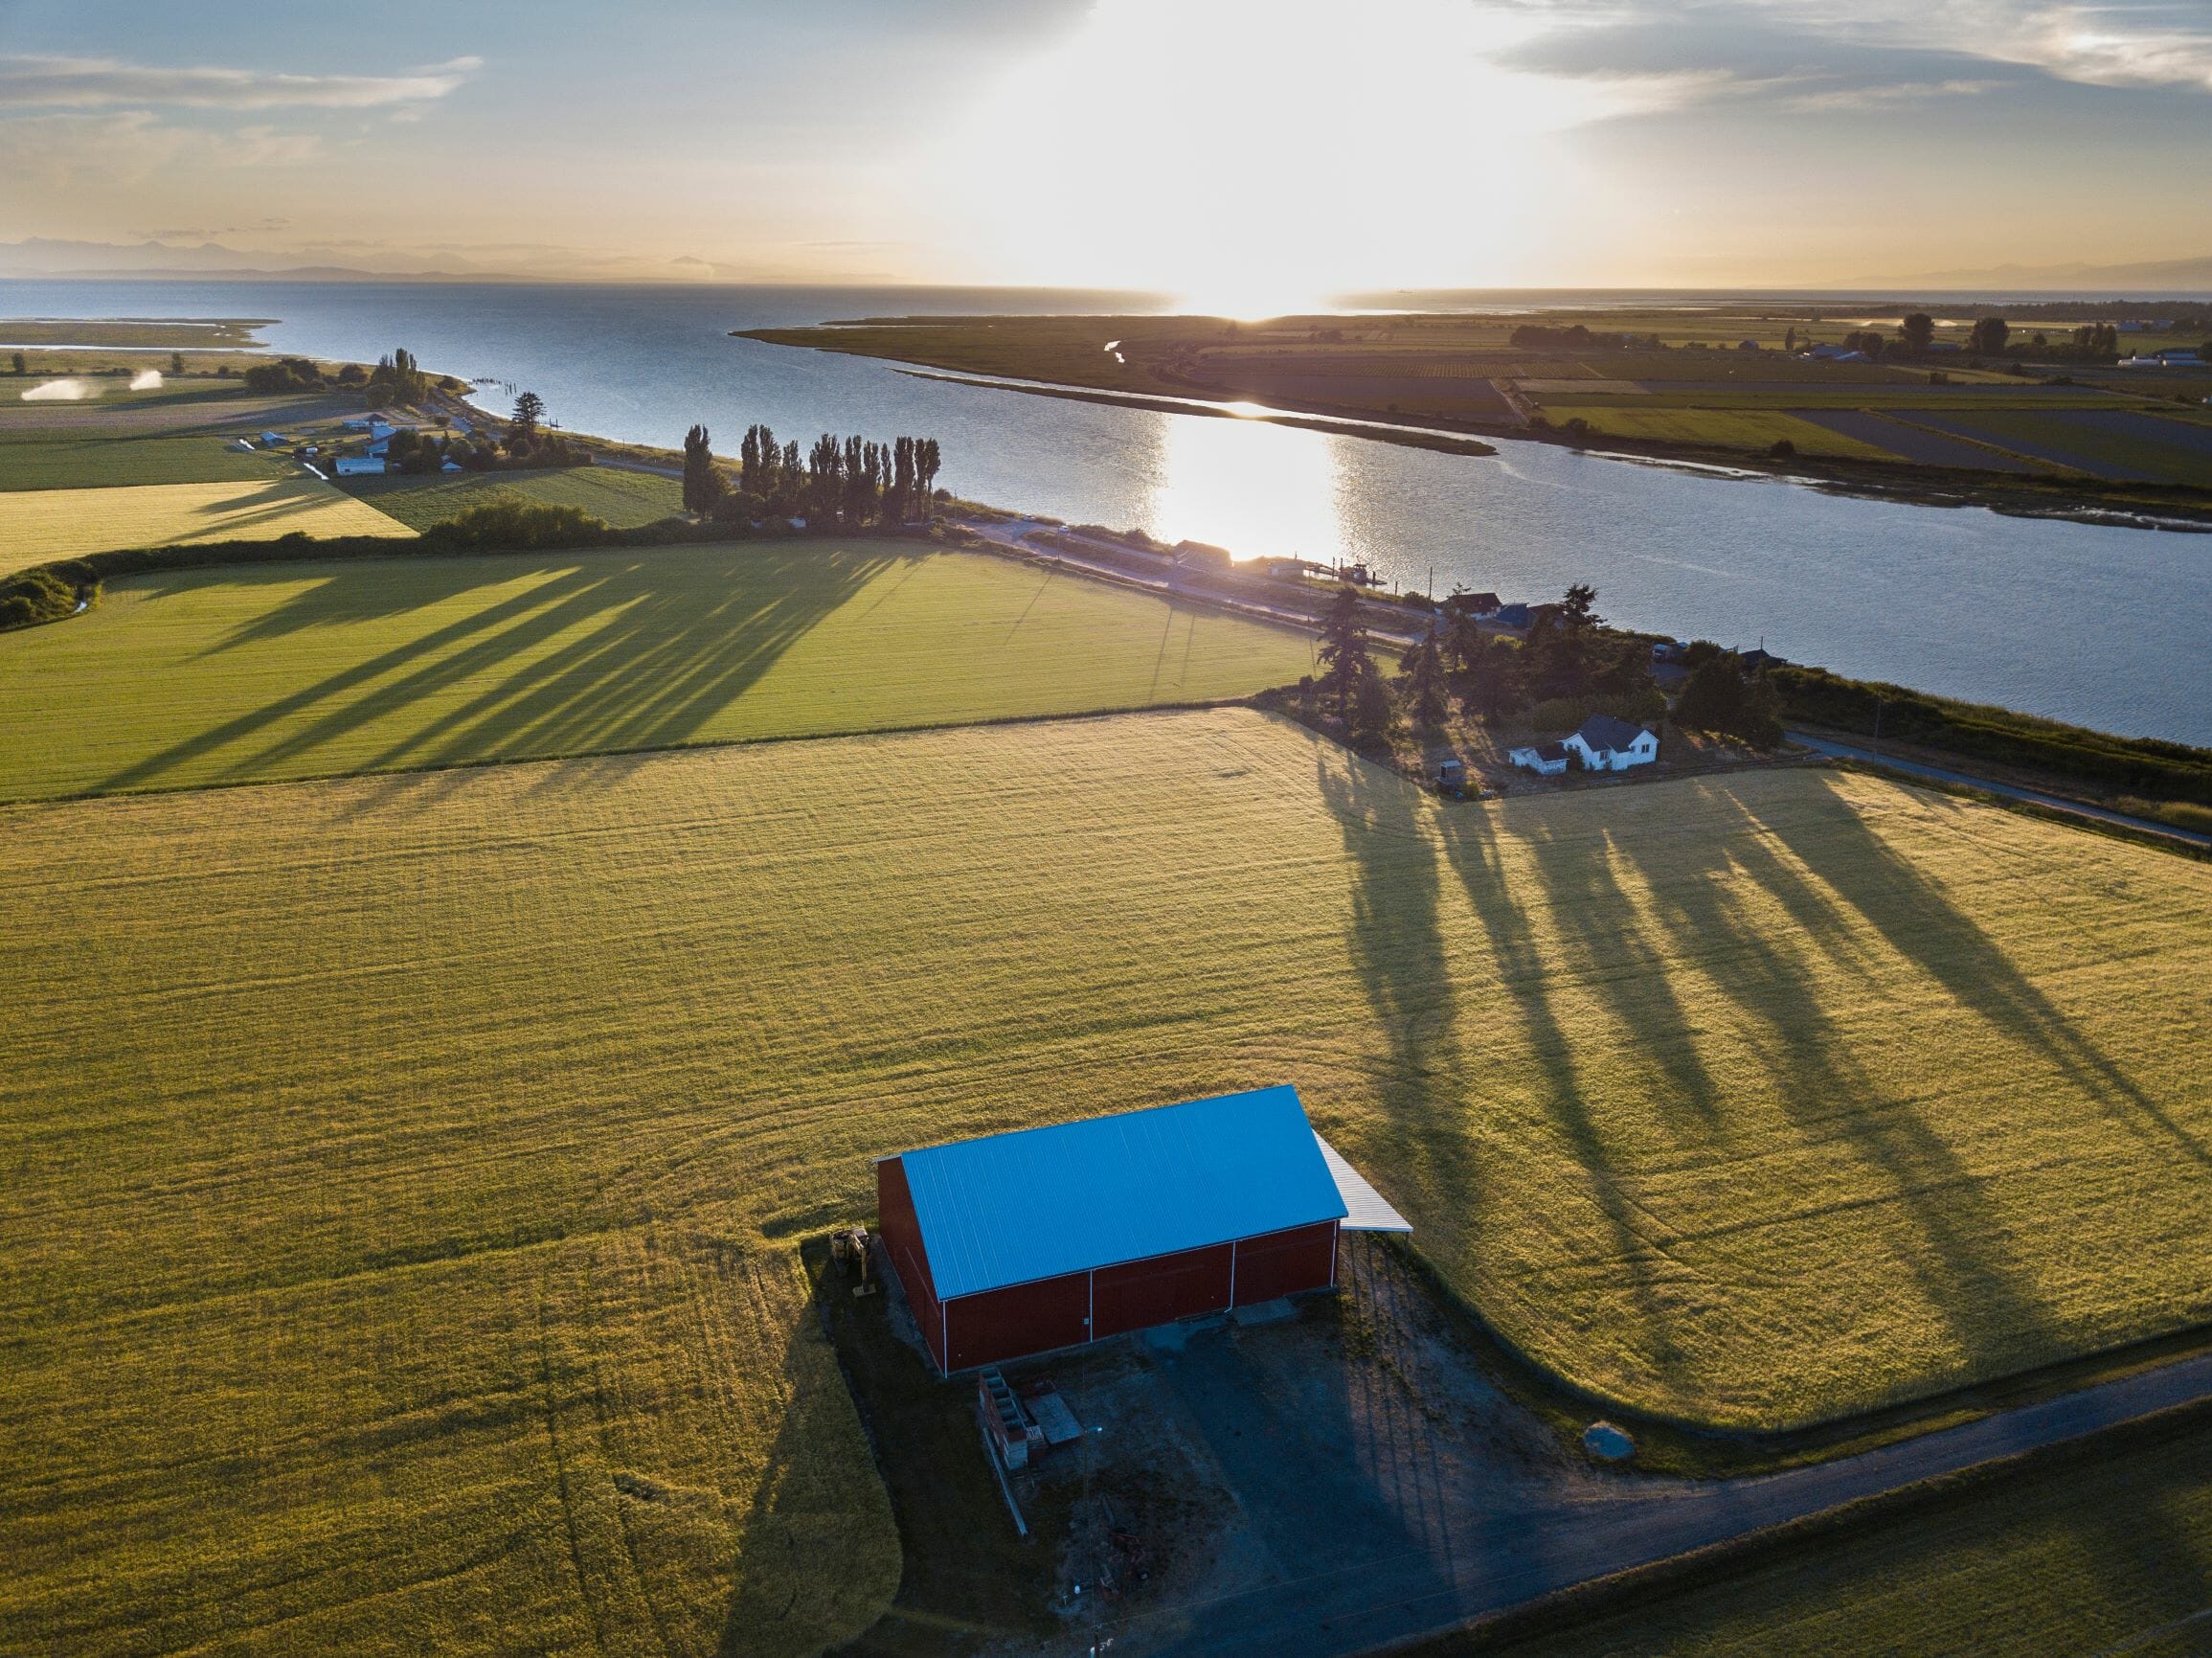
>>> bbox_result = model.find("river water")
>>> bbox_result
[6,278,2207,744]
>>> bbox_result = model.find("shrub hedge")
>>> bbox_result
[1772,665,2212,805]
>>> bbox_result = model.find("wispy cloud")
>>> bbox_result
[0,110,324,184]
[0,53,481,109]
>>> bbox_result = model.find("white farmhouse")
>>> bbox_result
[1564,715,1659,772]
[1508,741,1570,777]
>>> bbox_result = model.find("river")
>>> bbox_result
[5,278,2206,745]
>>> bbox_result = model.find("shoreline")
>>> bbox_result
[739,329,2212,534]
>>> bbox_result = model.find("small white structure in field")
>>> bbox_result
[1565,715,1659,773]
[334,456,386,476]
[1509,741,1570,777]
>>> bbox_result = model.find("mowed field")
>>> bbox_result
[340,466,686,531]
[0,476,413,575]
[3,713,2208,1653]
[0,542,1317,801]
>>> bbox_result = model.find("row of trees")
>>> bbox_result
[246,347,442,399]
[679,422,944,528]
[1307,581,1782,750]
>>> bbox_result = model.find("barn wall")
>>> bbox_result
[1092,1242,1234,1339]
[874,1156,946,1373]
[1230,1220,1340,1306]
[945,1271,1092,1371]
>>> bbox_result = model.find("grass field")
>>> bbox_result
[0,475,413,575]
[340,466,686,530]
[1490,1411,2212,1658]
[0,432,290,491]
[1538,404,1899,460]
[1,715,2206,1656]
[0,542,1319,800]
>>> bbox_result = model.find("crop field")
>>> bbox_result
[0,432,289,491]
[1912,409,2212,485]
[340,466,686,530]
[0,543,1318,800]
[1788,411,2053,473]
[0,476,413,576]
[2,715,2207,1655]
[1537,405,1897,460]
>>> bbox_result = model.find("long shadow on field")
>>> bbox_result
[1759,774,2210,1174]
[1428,793,1695,1387]
[1601,777,2060,1396]
[95,547,904,794]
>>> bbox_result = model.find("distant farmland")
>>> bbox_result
[0,476,413,575]
[0,542,1318,800]
[339,465,685,530]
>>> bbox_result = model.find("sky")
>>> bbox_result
[3,0,2210,305]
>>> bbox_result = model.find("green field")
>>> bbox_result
[0,476,414,575]
[0,542,1318,800]
[339,466,686,530]
[1492,1411,2212,1658]
[1538,405,1898,458]
[3,716,2207,1657]
[0,432,290,491]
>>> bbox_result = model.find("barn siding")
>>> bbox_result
[1230,1220,1340,1306]
[945,1270,1092,1371]
[1091,1241,1234,1338]
[875,1156,946,1372]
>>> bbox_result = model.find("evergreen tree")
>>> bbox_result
[915,438,941,515]
[1404,634,1450,728]
[1317,585,1374,717]
[892,436,915,523]
[682,423,723,513]
[510,391,546,441]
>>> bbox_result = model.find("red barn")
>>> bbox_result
[874,1084,1411,1374]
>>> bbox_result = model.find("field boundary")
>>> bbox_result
[1386,1390,2212,1657]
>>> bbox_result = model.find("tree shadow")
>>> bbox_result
[96,548,902,795]
[1756,774,2210,1174]
[1597,780,2063,1393]
[1427,797,1695,1382]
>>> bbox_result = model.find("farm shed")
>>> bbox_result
[876,1085,1407,1373]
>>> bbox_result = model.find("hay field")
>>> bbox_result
[2,715,2206,1655]
[340,466,686,530]
[0,543,1317,801]
[0,476,413,575]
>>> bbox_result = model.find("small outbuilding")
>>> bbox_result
[333,456,386,476]
[875,1085,1408,1374]
[1509,741,1570,776]
[1564,715,1659,772]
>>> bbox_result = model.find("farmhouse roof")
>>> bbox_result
[1574,715,1647,753]
[893,1085,1349,1300]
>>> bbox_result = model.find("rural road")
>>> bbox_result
[1790,732,2210,850]
[957,516,1427,646]
[1075,1246,2212,1658]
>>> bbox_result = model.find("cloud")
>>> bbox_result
[0,110,324,185]
[1486,0,2212,103]
[0,52,479,109]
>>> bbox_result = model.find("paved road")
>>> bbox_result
[957,515,1427,647]
[1791,732,2210,850]
[1072,1242,2212,1658]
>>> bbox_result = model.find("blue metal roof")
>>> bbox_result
[897,1085,1347,1300]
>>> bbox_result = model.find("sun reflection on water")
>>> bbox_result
[1139,408,1358,569]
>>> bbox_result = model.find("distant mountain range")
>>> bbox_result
[0,238,761,284]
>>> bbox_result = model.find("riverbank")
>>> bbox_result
[737,312,2212,533]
